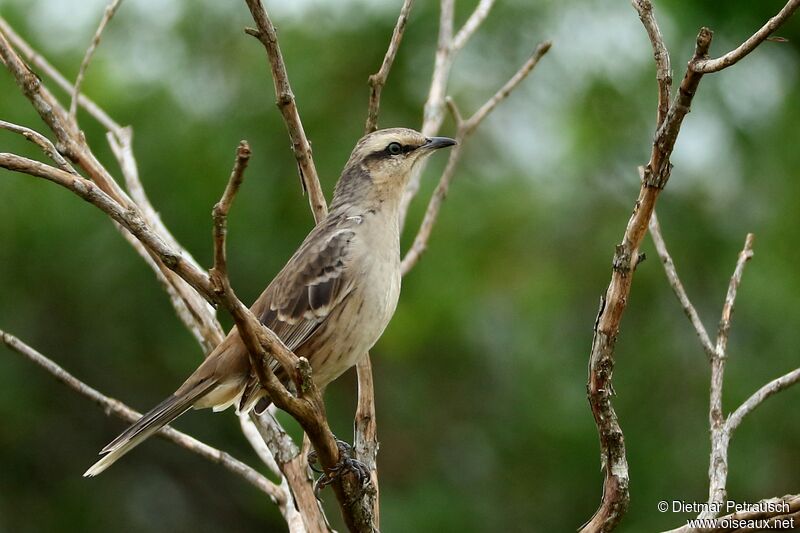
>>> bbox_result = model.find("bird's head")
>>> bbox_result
[332,128,456,212]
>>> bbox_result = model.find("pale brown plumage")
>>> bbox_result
[85,128,455,476]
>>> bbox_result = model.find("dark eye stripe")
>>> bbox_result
[362,142,418,164]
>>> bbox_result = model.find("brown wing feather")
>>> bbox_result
[252,222,357,353]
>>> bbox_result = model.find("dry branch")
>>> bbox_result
[632,0,672,125]
[451,0,495,53]
[243,0,327,223]
[398,0,455,224]
[0,329,281,502]
[581,7,715,528]
[69,0,124,121]
[703,234,755,515]
[690,0,800,73]
[365,0,414,133]
[727,367,800,433]
[0,119,77,174]
[652,199,800,525]
[105,126,224,354]
[648,212,715,358]
[0,16,119,133]
[402,41,551,275]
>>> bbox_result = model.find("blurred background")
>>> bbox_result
[1,0,799,531]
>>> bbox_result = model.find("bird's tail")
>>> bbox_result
[83,378,217,477]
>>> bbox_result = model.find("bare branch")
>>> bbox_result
[402,42,551,275]
[106,128,224,353]
[0,119,77,174]
[648,211,715,359]
[365,0,414,133]
[632,0,672,125]
[727,367,800,437]
[452,0,495,53]
[690,0,800,73]
[0,23,224,354]
[0,26,131,206]
[701,234,754,517]
[251,410,331,533]
[0,16,121,133]
[715,233,755,355]
[0,329,281,501]
[401,133,462,275]
[238,415,309,533]
[462,40,551,135]
[354,355,380,527]
[211,141,252,284]
[581,24,714,533]
[243,0,327,223]
[398,0,456,224]
[69,0,124,121]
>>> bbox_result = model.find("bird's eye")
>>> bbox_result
[387,142,402,155]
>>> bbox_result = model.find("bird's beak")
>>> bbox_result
[421,136,457,151]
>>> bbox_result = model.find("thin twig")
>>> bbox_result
[365,0,414,133]
[211,141,251,285]
[0,27,132,206]
[632,0,672,126]
[452,0,495,53]
[402,42,551,275]
[709,233,755,428]
[243,0,327,223]
[0,120,77,174]
[690,0,800,73]
[69,0,124,121]
[0,329,281,501]
[462,41,551,135]
[648,211,715,358]
[398,0,455,225]
[359,0,421,521]
[0,148,355,528]
[703,234,755,516]
[106,128,223,354]
[715,233,755,356]
[0,16,121,133]
[1,20,224,354]
[401,127,463,275]
[727,367,800,433]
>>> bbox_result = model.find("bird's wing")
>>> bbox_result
[253,224,358,352]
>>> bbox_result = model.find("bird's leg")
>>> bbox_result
[308,437,371,498]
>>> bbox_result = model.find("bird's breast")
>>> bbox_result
[298,221,401,387]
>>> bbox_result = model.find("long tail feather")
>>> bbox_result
[84,379,216,477]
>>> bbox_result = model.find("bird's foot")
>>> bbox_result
[307,438,371,498]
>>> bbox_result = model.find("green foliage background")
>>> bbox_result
[1,1,799,531]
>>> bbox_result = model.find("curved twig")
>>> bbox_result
[0,329,281,501]
[690,0,800,73]
[69,0,124,121]
[365,0,414,133]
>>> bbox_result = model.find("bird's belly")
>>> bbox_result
[299,264,400,387]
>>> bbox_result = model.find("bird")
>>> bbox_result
[84,127,456,477]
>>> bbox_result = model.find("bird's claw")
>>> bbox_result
[308,438,371,499]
